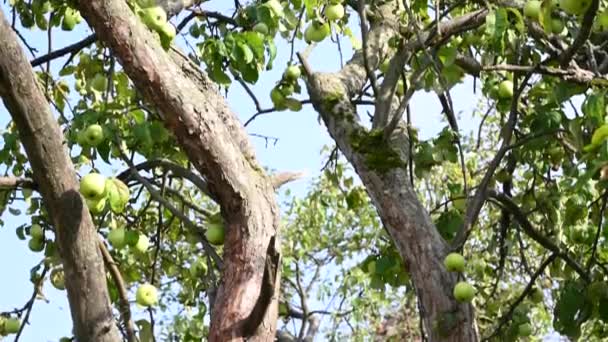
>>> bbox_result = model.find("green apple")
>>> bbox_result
[497,80,514,99]
[523,1,541,19]
[28,238,45,252]
[4,318,20,334]
[83,124,104,146]
[304,22,330,43]
[559,0,591,15]
[134,234,150,253]
[159,23,176,50]
[518,323,533,337]
[205,223,225,245]
[108,228,126,249]
[30,224,44,240]
[324,4,345,21]
[136,283,158,306]
[270,87,286,107]
[379,59,390,73]
[86,197,107,215]
[396,79,405,96]
[453,196,466,212]
[279,302,289,316]
[61,8,80,31]
[140,6,167,31]
[80,173,107,200]
[90,74,108,92]
[253,22,269,35]
[444,253,465,273]
[50,268,65,290]
[284,65,301,81]
[551,17,565,34]
[453,281,475,302]
[596,11,608,32]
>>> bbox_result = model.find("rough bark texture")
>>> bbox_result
[0,10,121,342]
[299,3,486,341]
[75,1,281,341]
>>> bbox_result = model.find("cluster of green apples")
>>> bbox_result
[0,316,21,336]
[107,226,150,253]
[524,0,608,34]
[27,223,45,253]
[443,253,476,303]
[270,64,302,111]
[77,123,104,148]
[79,170,130,216]
[303,0,345,44]
[134,0,176,50]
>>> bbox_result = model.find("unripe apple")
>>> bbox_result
[551,17,565,34]
[86,197,106,215]
[28,238,45,252]
[136,283,158,306]
[284,65,301,81]
[324,4,345,21]
[279,302,289,316]
[497,80,514,99]
[140,6,167,31]
[61,8,80,31]
[30,224,43,240]
[80,173,107,200]
[4,318,20,334]
[83,124,104,146]
[304,22,330,43]
[523,1,541,19]
[159,23,176,50]
[50,268,65,290]
[453,281,475,302]
[270,88,286,107]
[396,79,405,96]
[134,234,150,253]
[444,253,465,273]
[596,11,608,32]
[90,74,108,92]
[559,0,591,15]
[379,59,390,73]
[206,223,225,245]
[108,228,126,249]
[518,323,533,336]
[253,22,269,35]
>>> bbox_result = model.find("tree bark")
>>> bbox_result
[0,10,121,342]
[75,1,281,341]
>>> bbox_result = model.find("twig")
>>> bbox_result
[98,240,136,342]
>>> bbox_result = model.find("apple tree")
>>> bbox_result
[2,0,608,341]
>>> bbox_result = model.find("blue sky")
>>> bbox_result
[0,1,485,341]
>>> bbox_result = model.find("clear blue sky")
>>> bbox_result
[0,1,481,341]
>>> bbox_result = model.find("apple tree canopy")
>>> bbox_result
[0,0,608,341]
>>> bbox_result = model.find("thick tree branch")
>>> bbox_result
[0,10,120,342]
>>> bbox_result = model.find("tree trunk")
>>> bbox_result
[75,1,281,340]
[0,10,121,342]
[299,4,486,341]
